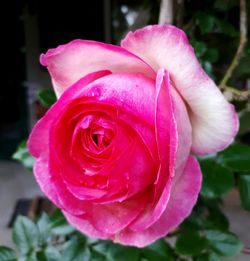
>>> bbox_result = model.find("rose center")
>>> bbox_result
[91,131,112,149]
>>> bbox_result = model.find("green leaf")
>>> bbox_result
[205,204,229,231]
[194,252,221,261]
[49,209,75,236]
[142,239,174,261]
[238,111,250,135]
[37,213,51,245]
[199,158,234,198]
[218,143,250,171]
[235,56,250,78]
[13,216,39,255]
[12,141,35,171]
[233,99,248,112]
[39,247,61,261]
[196,13,216,34]
[204,48,219,63]
[92,241,140,261]
[191,40,207,58]
[62,238,90,261]
[0,246,16,261]
[51,225,75,236]
[49,209,66,228]
[108,244,140,261]
[205,230,243,258]
[216,19,238,37]
[18,252,38,261]
[89,250,106,261]
[180,211,203,230]
[214,0,237,11]
[91,241,110,256]
[238,175,250,211]
[37,89,56,108]
[175,230,207,256]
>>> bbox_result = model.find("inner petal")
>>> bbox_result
[70,115,116,174]
[91,123,115,150]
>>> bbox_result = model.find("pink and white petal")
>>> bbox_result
[121,25,238,155]
[128,69,177,231]
[170,87,192,173]
[40,40,155,97]
[154,69,177,177]
[114,156,202,247]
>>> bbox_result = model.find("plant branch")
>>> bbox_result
[223,85,249,98]
[219,0,247,89]
[159,0,174,24]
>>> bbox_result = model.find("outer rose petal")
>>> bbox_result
[63,190,150,238]
[170,87,192,173]
[114,156,202,247]
[121,25,238,155]
[128,69,177,231]
[63,212,112,240]
[40,40,155,97]
[33,156,61,208]
[85,190,151,234]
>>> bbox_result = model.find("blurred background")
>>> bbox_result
[0,0,249,260]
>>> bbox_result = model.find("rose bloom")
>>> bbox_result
[28,25,238,247]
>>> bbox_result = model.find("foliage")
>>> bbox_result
[12,141,35,171]
[6,0,250,260]
[37,89,57,109]
[0,210,176,261]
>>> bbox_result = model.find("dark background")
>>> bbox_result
[0,0,249,159]
[0,0,108,159]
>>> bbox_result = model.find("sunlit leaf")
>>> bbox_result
[12,141,35,171]
[205,230,243,258]
[12,216,39,255]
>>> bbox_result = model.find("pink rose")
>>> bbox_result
[28,25,238,247]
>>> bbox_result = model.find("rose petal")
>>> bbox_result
[28,70,111,158]
[33,156,61,208]
[98,134,157,202]
[114,156,202,247]
[87,191,151,234]
[63,189,151,235]
[40,40,155,97]
[83,73,156,125]
[128,69,177,231]
[170,87,192,173]
[121,25,238,155]
[63,212,112,240]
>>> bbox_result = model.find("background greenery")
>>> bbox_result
[1,0,250,260]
